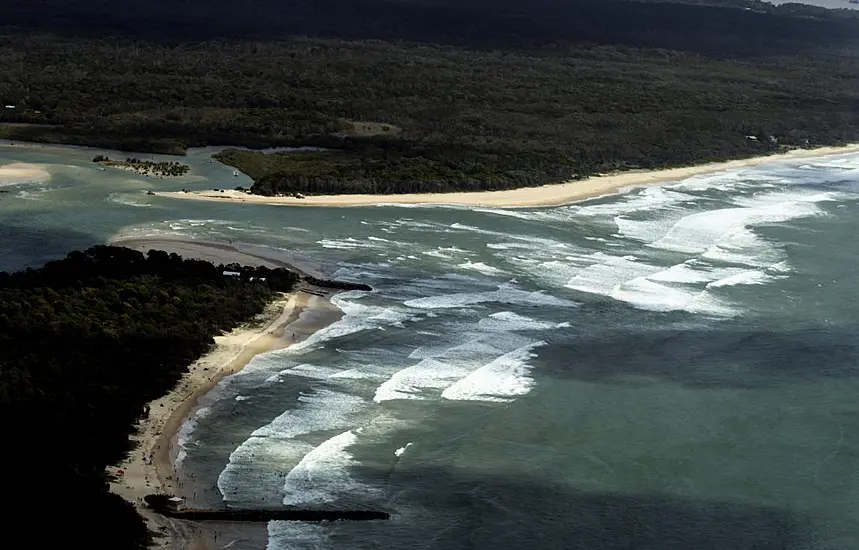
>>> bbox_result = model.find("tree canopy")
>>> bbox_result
[0,246,298,547]
[2,1,859,192]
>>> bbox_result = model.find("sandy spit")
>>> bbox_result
[0,162,51,186]
[104,238,345,549]
[110,236,326,279]
[157,144,859,208]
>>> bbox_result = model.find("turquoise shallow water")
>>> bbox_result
[3,142,859,549]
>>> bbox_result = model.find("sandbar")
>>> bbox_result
[110,235,326,279]
[0,162,51,186]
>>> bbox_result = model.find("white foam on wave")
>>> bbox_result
[379,330,541,402]
[282,429,375,506]
[254,391,364,440]
[664,170,759,193]
[768,260,792,274]
[407,337,509,361]
[614,215,680,243]
[646,261,716,284]
[611,278,738,317]
[229,347,297,382]
[564,251,775,316]
[565,254,663,296]
[450,222,507,236]
[706,269,771,288]
[317,237,383,250]
[174,406,212,467]
[285,292,412,354]
[441,341,546,402]
[373,358,470,402]
[496,243,605,288]
[486,242,529,250]
[15,189,48,201]
[218,390,363,503]
[649,192,831,259]
[422,247,470,260]
[576,186,691,217]
[107,192,152,208]
[275,363,379,381]
[471,207,537,220]
[700,229,776,266]
[404,283,578,310]
[395,442,414,457]
[457,261,506,276]
[478,311,570,331]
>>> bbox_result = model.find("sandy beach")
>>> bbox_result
[105,238,344,549]
[158,144,859,208]
[0,162,51,186]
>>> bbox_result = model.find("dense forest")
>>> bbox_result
[1,0,859,193]
[0,246,299,547]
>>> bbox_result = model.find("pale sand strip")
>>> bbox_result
[110,235,326,279]
[105,238,345,549]
[0,162,51,186]
[157,144,859,208]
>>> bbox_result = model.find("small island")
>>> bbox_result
[93,155,190,177]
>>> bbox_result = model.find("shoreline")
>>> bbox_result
[106,239,345,549]
[157,143,859,208]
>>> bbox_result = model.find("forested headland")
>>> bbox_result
[2,0,859,195]
[0,246,299,547]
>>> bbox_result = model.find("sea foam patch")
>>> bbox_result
[649,191,830,258]
[456,261,507,276]
[107,192,152,208]
[284,292,413,354]
[174,406,213,467]
[574,186,692,217]
[478,311,570,331]
[404,283,578,310]
[281,430,376,506]
[373,358,470,402]
[377,332,538,402]
[565,254,663,296]
[441,341,546,402]
[217,390,363,503]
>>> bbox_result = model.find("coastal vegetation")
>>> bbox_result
[1,0,859,193]
[93,155,190,177]
[0,246,299,547]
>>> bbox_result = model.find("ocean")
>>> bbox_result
[2,142,859,549]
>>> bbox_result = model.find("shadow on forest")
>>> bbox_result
[2,0,858,56]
